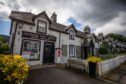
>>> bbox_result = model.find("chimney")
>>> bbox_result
[98,32,103,37]
[84,26,91,34]
[50,12,57,23]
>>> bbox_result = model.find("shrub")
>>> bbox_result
[87,56,102,63]
[0,43,9,54]
[119,50,126,55]
[0,36,9,54]
[0,55,29,84]
[99,47,108,55]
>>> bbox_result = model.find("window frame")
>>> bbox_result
[62,45,67,57]
[76,46,81,58]
[21,39,41,61]
[69,44,75,57]
[69,30,75,40]
[37,20,47,34]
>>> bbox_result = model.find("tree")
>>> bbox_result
[0,43,9,54]
[99,47,108,55]
[106,33,126,54]
[106,33,126,43]
[0,36,9,54]
[0,36,6,43]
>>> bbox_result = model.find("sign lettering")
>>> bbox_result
[22,31,56,42]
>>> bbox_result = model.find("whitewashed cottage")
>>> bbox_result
[9,11,92,65]
[9,11,126,66]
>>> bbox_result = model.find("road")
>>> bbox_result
[24,66,110,84]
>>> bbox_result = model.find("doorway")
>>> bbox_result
[43,42,55,64]
[84,46,88,59]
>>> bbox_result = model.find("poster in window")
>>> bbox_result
[22,51,31,59]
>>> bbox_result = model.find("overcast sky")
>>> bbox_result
[0,0,126,36]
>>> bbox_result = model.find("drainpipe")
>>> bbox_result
[81,38,84,59]
[59,32,61,49]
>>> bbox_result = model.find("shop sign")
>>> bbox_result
[22,31,56,42]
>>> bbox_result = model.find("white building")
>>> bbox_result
[9,11,126,66]
[9,11,94,66]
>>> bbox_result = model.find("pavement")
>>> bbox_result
[24,65,110,84]
[104,61,126,84]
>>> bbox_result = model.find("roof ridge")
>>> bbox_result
[51,22,85,34]
[55,22,67,27]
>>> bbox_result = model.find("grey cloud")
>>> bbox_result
[0,11,9,20]
[0,0,21,10]
[7,0,21,10]
[0,1,5,6]
[121,31,126,36]
[74,0,126,27]
[0,0,126,35]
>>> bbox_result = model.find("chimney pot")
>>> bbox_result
[50,12,57,23]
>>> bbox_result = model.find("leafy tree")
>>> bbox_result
[102,42,109,48]
[106,33,126,54]
[106,33,126,43]
[99,47,108,55]
[0,36,6,43]
[0,36,9,54]
[0,43,9,54]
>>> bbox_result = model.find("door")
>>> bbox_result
[84,46,88,59]
[43,42,55,64]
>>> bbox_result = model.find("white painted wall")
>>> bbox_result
[11,15,84,65]
[9,21,16,48]
[48,27,83,63]
[61,32,82,63]
[13,16,49,65]
[97,56,126,77]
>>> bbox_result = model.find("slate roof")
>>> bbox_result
[10,11,35,24]
[10,11,87,39]
[76,30,87,38]
[65,24,77,32]
[49,23,87,38]
[49,22,67,33]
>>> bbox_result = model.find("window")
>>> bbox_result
[76,46,81,58]
[62,45,67,56]
[37,20,47,33]
[22,40,40,60]
[69,45,75,57]
[69,30,74,40]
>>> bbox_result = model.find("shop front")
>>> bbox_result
[21,31,56,65]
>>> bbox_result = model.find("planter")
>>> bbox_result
[88,62,96,78]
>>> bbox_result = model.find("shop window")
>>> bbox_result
[62,45,67,56]
[69,30,75,40]
[22,40,40,60]
[37,20,47,33]
[69,45,75,57]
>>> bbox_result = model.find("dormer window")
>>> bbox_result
[69,30,75,40]
[37,20,47,34]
